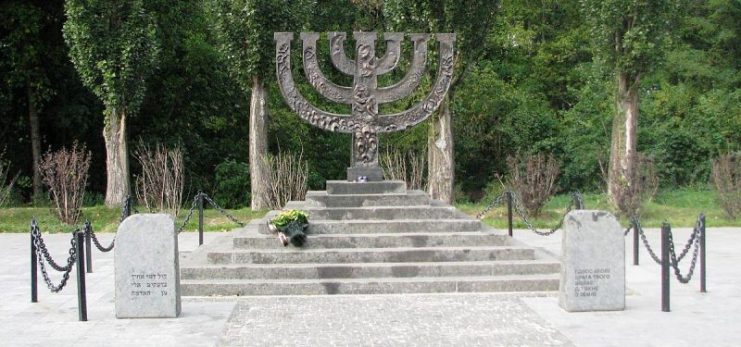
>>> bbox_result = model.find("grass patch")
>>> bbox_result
[0,205,267,233]
[1,188,736,233]
[461,188,737,229]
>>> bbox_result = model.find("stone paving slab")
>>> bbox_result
[218,294,572,347]
[1,225,740,347]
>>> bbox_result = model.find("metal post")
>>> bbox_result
[85,221,93,273]
[75,231,88,321]
[661,223,671,312]
[633,220,640,266]
[198,192,204,246]
[31,222,37,303]
[700,213,706,293]
[506,192,513,237]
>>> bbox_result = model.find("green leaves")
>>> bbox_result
[270,209,309,228]
[210,0,305,89]
[580,0,677,78]
[63,0,159,118]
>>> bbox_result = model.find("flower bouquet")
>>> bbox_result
[268,209,309,247]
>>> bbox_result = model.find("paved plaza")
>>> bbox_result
[1,226,739,347]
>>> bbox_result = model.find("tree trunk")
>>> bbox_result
[27,85,42,200]
[607,72,639,211]
[427,95,454,204]
[250,76,269,210]
[103,108,130,207]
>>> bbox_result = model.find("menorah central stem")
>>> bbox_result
[348,32,383,181]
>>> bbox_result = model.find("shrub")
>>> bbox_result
[612,153,661,217]
[379,148,427,190]
[0,150,19,207]
[213,159,250,209]
[711,152,741,219]
[638,154,660,203]
[507,153,560,216]
[38,142,91,224]
[262,151,308,210]
[134,143,184,217]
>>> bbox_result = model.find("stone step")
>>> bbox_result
[326,180,406,195]
[180,274,560,296]
[207,246,535,264]
[307,219,482,234]
[181,260,561,280]
[233,231,510,249]
[305,190,430,208]
[304,206,467,221]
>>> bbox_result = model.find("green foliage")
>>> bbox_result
[270,209,309,228]
[581,0,677,78]
[210,0,304,88]
[63,0,160,118]
[213,160,250,209]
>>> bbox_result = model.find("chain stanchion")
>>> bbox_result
[661,223,671,312]
[198,192,204,246]
[632,217,639,265]
[75,231,87,321]
[506,192,514,237]
[31,219,38,303]
[700,214,706,293]
[84,220,92,273]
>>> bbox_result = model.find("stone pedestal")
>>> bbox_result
[559,210,625,312]
[347,165,384,182]
[115,214,181,318]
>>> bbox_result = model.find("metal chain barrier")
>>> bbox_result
[668,218,702,283]
[86,221,114,252]
[32,221,73,272]
[511,191,573,236]
[176,194,200,233]
[675,217,701,263]
[633,217,662,264]
[201,194,246,227]
[475,192,507,219]
[32,221,78,292]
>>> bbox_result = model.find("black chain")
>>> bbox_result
[675,218,701,263]
[202,194,246,227]
[475,192,507,219]
[31,221,78,293]
[31,221,72,272]
[624,225,632,236]
[634,217,662,264]
[511,192,573,236]
[668,218,702,284]
[86,220,115,252]
[176,194,200,233]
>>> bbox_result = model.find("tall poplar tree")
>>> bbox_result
[385,0,499,203]
[211,0,301,210]
[63,0,159,207]
[581,0,676,214]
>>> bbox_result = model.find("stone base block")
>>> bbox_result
[347,165,384,182]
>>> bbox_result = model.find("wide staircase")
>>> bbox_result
[180,180,559,296]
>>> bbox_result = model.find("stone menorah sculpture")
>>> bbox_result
[274,32,455,181]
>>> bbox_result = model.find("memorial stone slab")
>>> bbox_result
[115,214,181,318]
[559,210,625,312]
